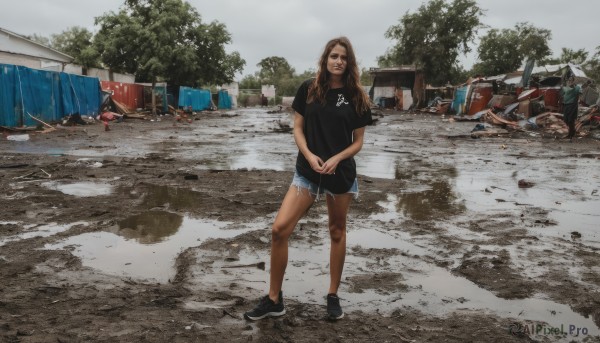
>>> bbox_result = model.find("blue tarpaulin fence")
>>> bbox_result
[217,89,231,109]
[178,86,211,111]
[0,63,101,127]
[451,85,470,115]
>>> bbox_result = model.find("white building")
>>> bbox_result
[0,27,80,73]
[0,26,135,83]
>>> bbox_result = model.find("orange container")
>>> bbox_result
[540,87,560,111]
[468,83,493,115]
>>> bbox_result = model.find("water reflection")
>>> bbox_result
[397,180,466,221]
[116,211,182,244]
[142,184,205,210]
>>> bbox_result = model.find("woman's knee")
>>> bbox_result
[329,222,346,242]
[272,222,292,242]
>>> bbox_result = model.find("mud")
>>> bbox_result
[1,108,599,342]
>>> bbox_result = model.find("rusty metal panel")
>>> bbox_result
[101,81,144,110]
[540,87,561,111]
[468,83,493,115]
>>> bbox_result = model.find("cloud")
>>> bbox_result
[1,0,598,79]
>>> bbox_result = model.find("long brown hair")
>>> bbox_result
[307,36,371,115]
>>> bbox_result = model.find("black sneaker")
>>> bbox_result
[326,293,344,320]
[244,291,285,320]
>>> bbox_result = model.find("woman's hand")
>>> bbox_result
[321,155,341,175]
[307,153,325,173]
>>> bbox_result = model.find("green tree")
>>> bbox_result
[473,28,521,75]
[516,22,552,62]
[378,0,484,85]
[542,48,589,65]
[51,26,101,70]
[257,56,295,85]
[26,33,51,47]
[475,22,551,76]
[94,0,245,97]
[360,67,372,86]
[583,46,600,83]
[239,74,261,89]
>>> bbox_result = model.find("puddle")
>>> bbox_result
[164,108,297,171]
[208,219,598,337]
[141,184,219,211]
[370,187,465,222]
[0,222,88,247]
[350,227,429,256]
[455,164,600,249]
[45,214,253,283]
[42,181,114,197]
[117,211,183,244]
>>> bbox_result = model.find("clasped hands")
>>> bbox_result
[307,154,339,175]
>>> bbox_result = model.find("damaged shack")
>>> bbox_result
[369,66,425,110]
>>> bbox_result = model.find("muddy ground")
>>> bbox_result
[1,108,599,343]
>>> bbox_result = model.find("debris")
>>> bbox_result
[221,262,265,270]
[6,134,30,141]
[517,179,535,188]
[273,119,292,133]
[26,112,55,132]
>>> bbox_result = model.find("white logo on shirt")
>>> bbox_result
[336,94,349,107]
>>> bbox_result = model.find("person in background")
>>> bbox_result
[560,75,582,141]
[244,36,372,321]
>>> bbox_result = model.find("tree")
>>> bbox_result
[378,0,484,86]
[475,22,551,76]
[26,33,51,47]
[583,46,600,83]
[515,22,552,62]
[94,0,245,89]
[542,48,589,65]
[473,28,521,76]
[257,57,295,85]
[360,67,372,86]
[51,26,101,70]
[239,74,261,90]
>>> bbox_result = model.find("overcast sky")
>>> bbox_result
[1,0,598,79]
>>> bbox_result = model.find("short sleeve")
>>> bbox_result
[292,79,311,116]
[354,107,373,129]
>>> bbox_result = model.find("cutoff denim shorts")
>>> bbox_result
[291,169,359,199]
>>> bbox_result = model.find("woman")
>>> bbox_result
[244,36,372,321]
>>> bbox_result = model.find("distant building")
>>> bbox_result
[0,26,80,73]
[369,66,425,110]
[0,26,134,83]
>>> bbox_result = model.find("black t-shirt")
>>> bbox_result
[292,79,372,194]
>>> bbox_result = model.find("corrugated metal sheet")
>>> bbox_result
[452,85,470,115]
[468,83,493,115]
[217,90,231,109]
[0,63,101,127]
[178,86,211,111]
[101,81,144,110]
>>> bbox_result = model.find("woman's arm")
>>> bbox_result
[321,127,366,175]
[293,113,324,173]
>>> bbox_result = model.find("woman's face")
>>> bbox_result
[326,44,347,77]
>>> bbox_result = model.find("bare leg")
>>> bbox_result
[326,193,352,295]
[268,186,315,302]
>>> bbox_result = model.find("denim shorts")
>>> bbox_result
[291,169,358,199]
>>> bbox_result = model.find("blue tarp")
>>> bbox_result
[0,63,101,127]
[152,85,168,112]
[178,86,211,111]
[451,85,470,115]
[217,89,231,109]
